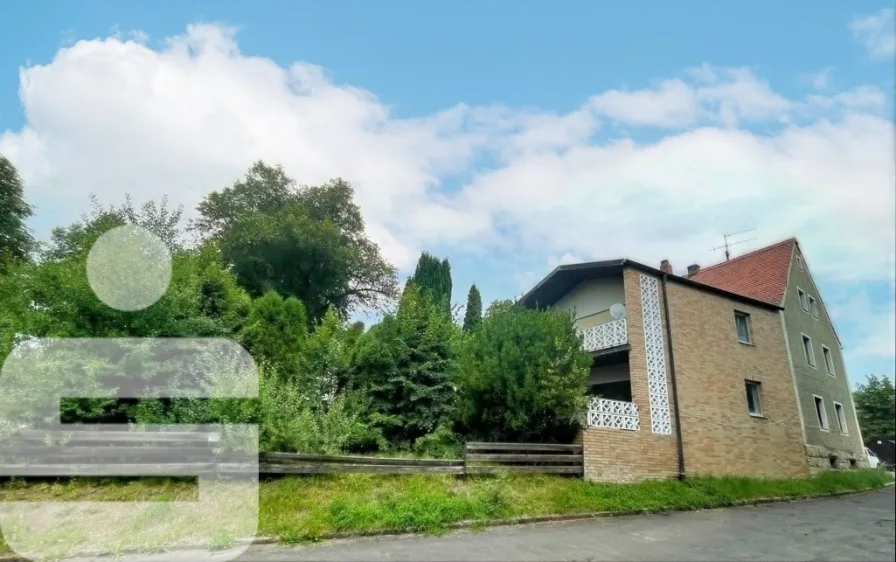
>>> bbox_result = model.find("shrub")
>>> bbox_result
[454,302,591,442]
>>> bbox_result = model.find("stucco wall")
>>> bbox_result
[554,278,625,329]
[783,247,867,462]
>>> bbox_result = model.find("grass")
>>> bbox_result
[0,469,891,557]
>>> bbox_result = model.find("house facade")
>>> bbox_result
[688,238,868,472]
[520,259,810,482]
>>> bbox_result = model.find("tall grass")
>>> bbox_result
[0,469,890,554]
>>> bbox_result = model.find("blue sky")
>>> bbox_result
[1,1,894,386]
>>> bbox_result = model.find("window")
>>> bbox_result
[808,295,819,318]
[834,402,848,435]
[734,312,752,344]
[745,381,762,416]
[814,396,829,431]
[822,345,835,377]
[802,334,816,367]
[797,288,809,312]
[796,254,804,271]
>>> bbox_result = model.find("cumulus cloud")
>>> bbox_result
[850,9,896,58]
[1,24,894,297]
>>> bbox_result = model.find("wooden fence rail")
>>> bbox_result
[463,442,583,475]
[0,431,582,477]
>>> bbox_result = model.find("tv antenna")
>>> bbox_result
[711,229,757,261]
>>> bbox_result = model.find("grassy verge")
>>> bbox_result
[0,469,891,556]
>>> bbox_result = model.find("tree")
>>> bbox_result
[408,252,452,315]
[454,302,591,442]
[0,208,252,426]
[462,284,482,332]
[43,193,184,261]
[351,285,460,447]
[0,155,35,272]
[195,162,397,322]
[239,291,308,380]
[853,374,896,441]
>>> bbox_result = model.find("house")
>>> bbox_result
[687,238,868,472]
[520,258,809,483]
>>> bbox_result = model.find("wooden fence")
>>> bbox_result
[0,430,582,477]
[463,442,583,474]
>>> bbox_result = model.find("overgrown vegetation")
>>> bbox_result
[0,156,590,456]
[0,470,890,554]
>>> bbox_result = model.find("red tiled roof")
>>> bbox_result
[687,238,796,306]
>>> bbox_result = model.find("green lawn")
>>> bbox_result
[0,469,891,557]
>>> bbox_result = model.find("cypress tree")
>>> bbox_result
[409,252,452,315]
[462,284,482,332]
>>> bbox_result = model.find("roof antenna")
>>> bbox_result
[710,229,757,261]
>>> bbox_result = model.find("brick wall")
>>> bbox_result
[665,278,809,478]
[579,426,679,482]
[579,267,809,482]
[580,268,681,482]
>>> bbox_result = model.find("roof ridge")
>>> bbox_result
[693,237,796,276]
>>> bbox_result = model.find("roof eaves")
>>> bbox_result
[518,259,626,307]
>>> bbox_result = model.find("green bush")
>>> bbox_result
[454,301,591,442]
[352,285,460,448]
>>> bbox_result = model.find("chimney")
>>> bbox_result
[687,264,701,276]
[660,259,673,274]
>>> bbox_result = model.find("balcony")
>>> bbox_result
[584,397,640,431]
[580,318,628,353]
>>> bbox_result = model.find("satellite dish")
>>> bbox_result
[610,303,626,320]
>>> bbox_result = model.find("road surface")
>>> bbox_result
[72,487,896,561]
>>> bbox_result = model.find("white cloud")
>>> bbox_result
[589,79,699,128]
[802,68,834,91]
[850,9,896,58]
[1,23,894,301]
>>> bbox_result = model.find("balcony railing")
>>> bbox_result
[584,397,640,431]
[580,318,627,352]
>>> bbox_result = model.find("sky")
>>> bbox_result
[0,1,894,386]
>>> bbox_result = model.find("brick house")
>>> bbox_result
[520,258,810,482]
[687,238,869,472]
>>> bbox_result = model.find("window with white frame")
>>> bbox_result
[834,402,848,435]
[808,295,819,318]
[814,396,829,431]
[745,380,762,416]
[796,254,804,271]
[797,288,809,312]
[822,345,835,376]
[802,334,816,367]
[734,311,752,344]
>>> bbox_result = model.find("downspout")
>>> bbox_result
[661,273,686,480]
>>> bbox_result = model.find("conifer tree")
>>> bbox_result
[462,284,482,332]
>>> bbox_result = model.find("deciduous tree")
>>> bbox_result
[0,155,35,272]
[853,374,896,441]
[196,162,397,322]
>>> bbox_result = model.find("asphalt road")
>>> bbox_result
[71,487,895,562]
